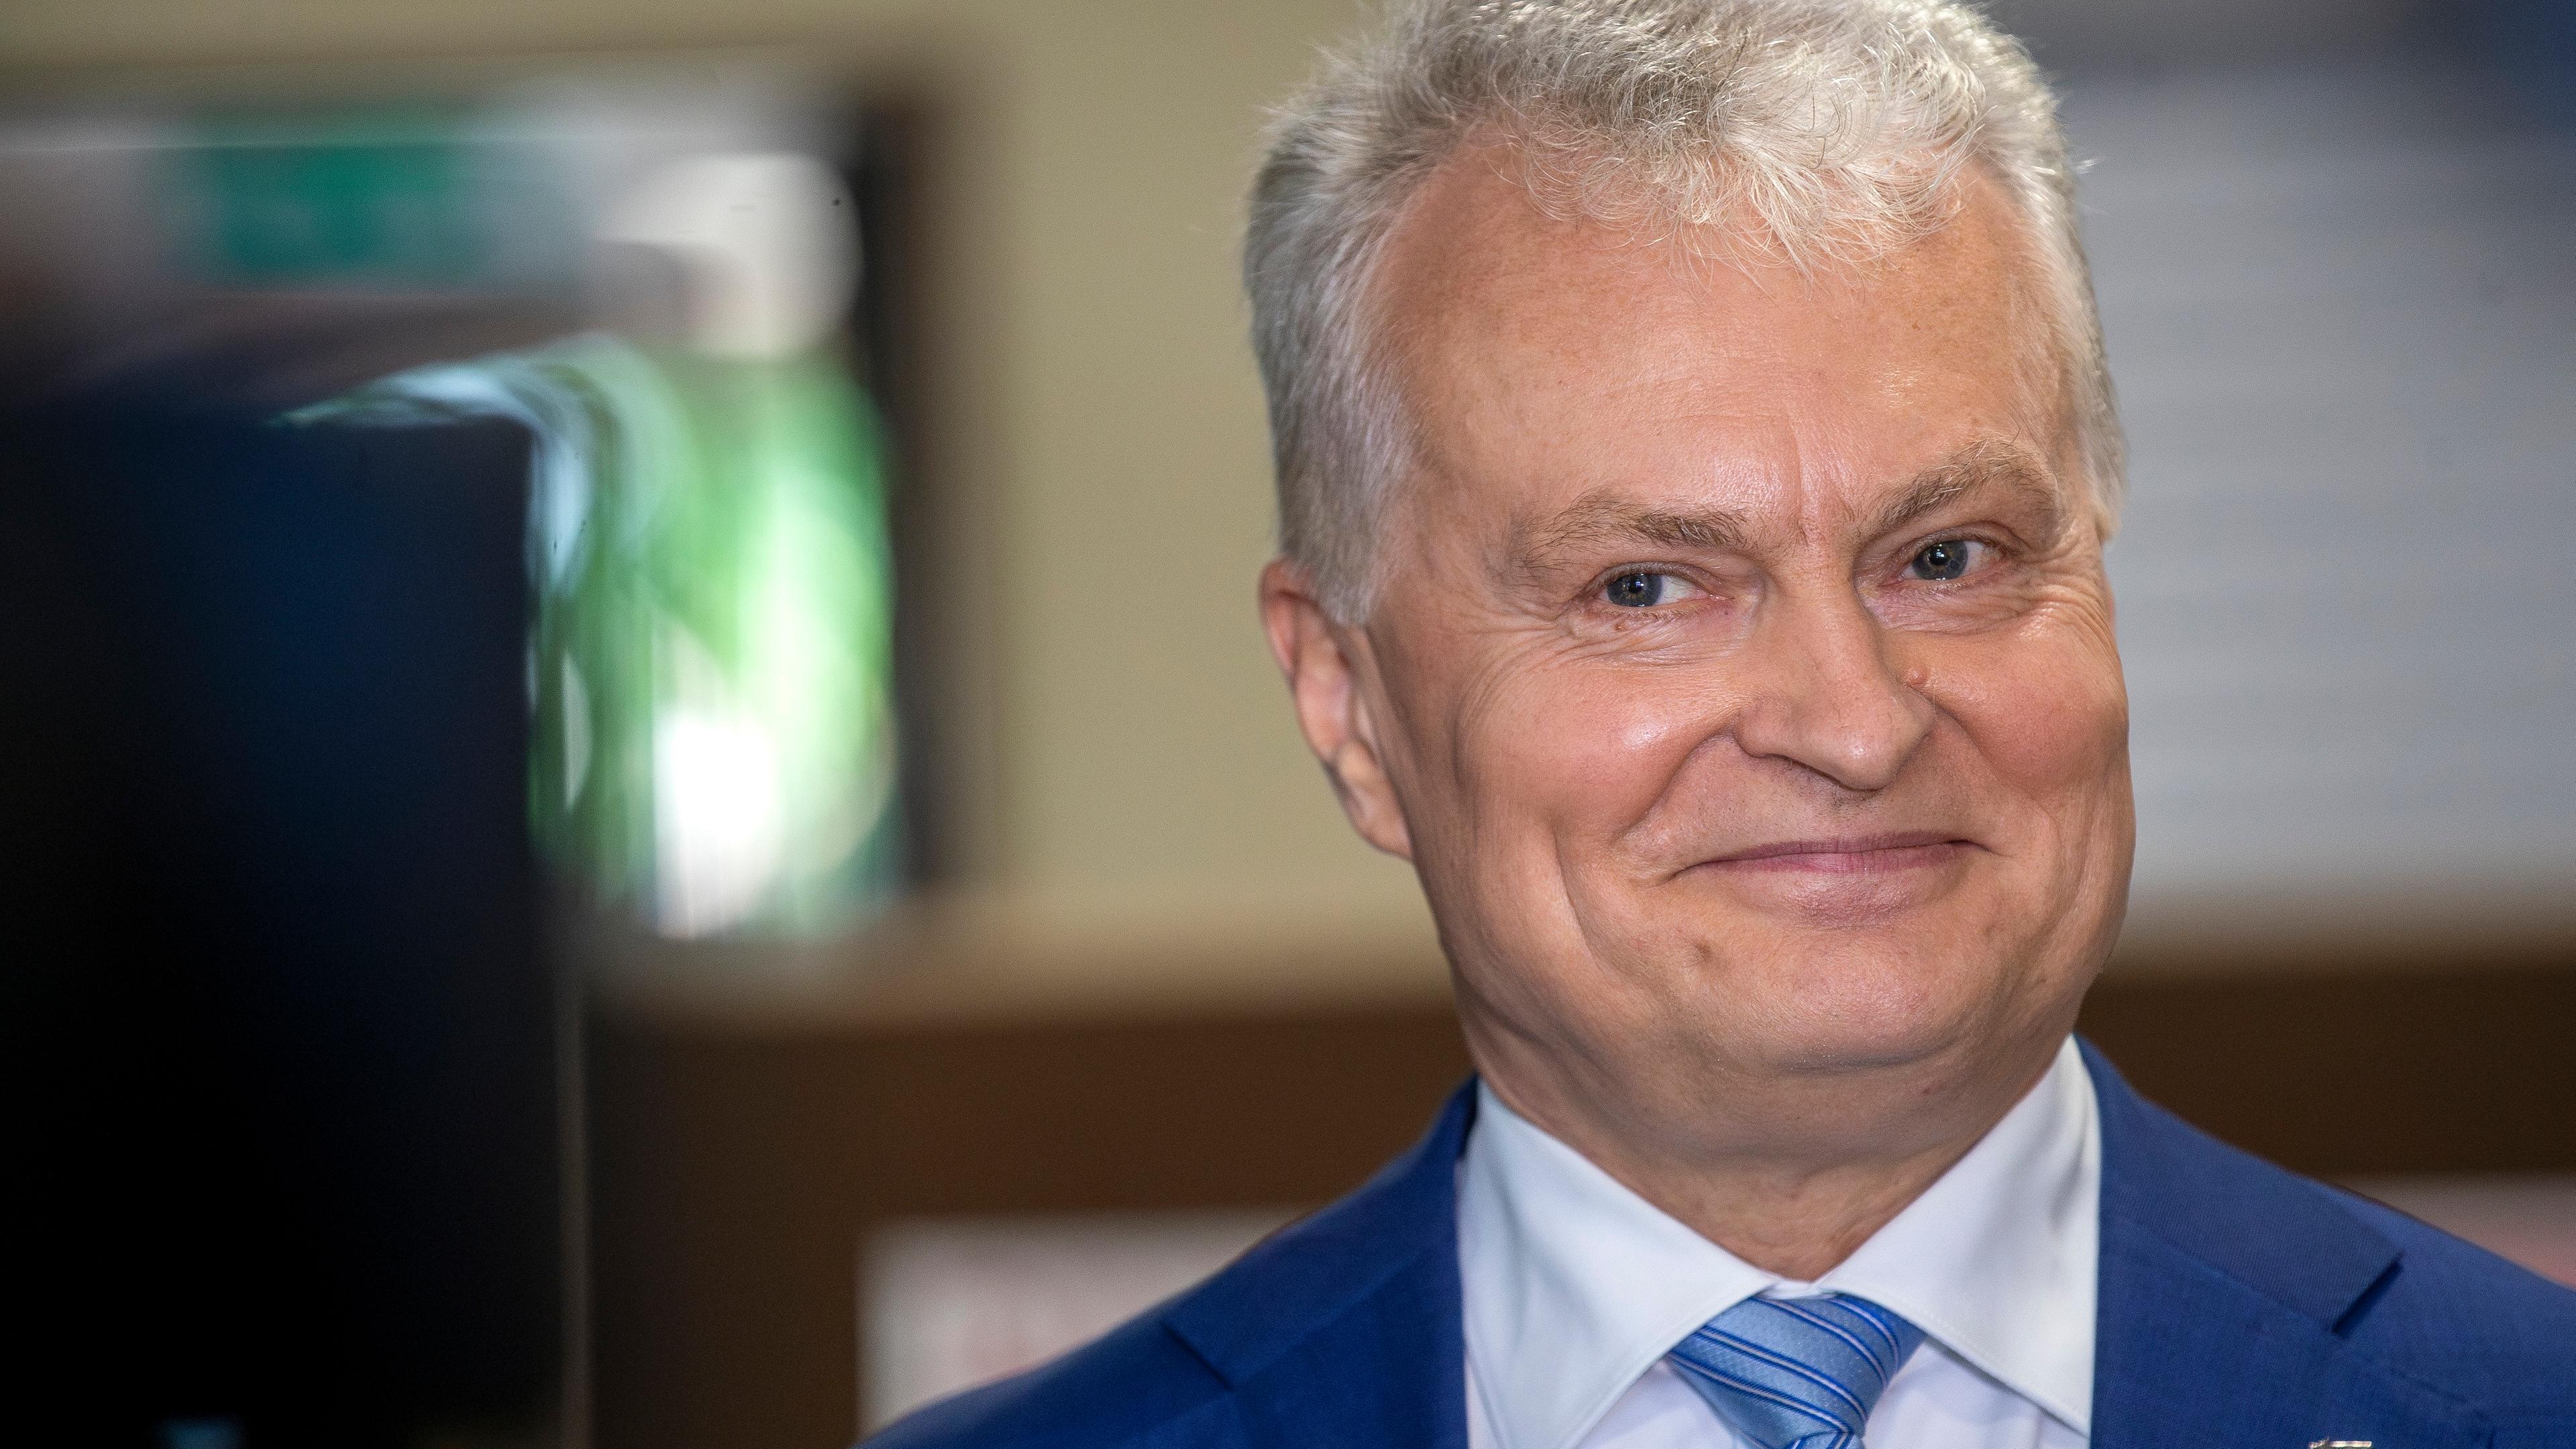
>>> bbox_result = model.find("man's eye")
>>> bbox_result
[1909,539,1982,582]
[1602,571,1695,607]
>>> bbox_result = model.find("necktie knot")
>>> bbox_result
[1665,1292,1925,1449]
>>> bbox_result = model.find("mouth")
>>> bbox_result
[1693,830,1978,875]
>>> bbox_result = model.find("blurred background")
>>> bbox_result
[0,0,2569,1446]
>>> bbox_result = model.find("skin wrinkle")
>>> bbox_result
[1258,142,2132,1278]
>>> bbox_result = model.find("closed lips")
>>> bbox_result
[1698,833,1977,872]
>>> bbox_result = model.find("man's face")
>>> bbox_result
[1286,155,2133,1142]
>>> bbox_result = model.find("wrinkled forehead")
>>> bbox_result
[1367,146,2079,545]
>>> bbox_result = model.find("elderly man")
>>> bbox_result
[872,1,2575,1446]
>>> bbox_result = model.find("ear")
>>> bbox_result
[1258,558,1413,860]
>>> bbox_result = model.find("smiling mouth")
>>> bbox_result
[1695,831,1978,875]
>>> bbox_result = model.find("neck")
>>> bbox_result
[1468,1028,2063,1281]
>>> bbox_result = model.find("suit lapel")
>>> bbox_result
[2084,1042,2492,1449]
[1161,1085,1475,1449]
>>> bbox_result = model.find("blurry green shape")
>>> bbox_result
[293,334,901,937]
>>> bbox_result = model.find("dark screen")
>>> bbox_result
[3,367,561,1448]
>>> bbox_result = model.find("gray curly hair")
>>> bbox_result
[1245,0,2123,622]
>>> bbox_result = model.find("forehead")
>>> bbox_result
[1371,146,2068,535]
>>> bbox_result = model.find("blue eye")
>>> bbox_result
[1605,571,1673,607]
[1910,539,1977,581]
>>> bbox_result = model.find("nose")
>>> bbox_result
[1729,584,1935,793]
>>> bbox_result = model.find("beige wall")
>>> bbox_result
[0,0,1442,966]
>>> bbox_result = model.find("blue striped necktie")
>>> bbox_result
[1666,1293,1925,1449]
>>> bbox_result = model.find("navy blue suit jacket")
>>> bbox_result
[869,1043,2576,1448]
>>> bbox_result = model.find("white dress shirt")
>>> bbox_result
[1459,1036,2100,1449]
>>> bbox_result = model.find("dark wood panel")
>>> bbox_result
[588,963,2575,1449]
[588,1008,1472,1449]
[2078,967,2576,1176]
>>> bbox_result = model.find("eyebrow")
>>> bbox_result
[1505,436,2068,581]
[1509,495,1754,578]
[1868,437,2067,547]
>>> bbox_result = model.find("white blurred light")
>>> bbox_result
[597,151,857,359]
[651,701,787,938]
[559,655,591,810]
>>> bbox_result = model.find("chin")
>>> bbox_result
[1681,925,2037,1079]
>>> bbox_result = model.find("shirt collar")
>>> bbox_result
[1457,1036,2099,1449]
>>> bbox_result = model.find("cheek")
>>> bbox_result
[1926,625,2129,829]
[1449,659,1720,847]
